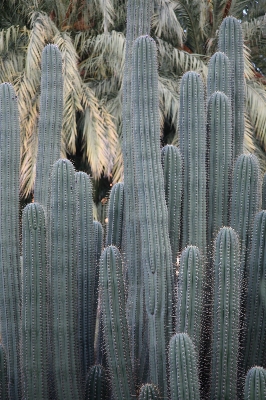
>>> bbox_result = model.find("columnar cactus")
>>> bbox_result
[22,203,48,399]
[207,91,232,245]
[218,16,244,159]
[0,344,8,400]
[85,365,107,400]
[207,51,231,101]
[231,154,260,274]
[262,172,266,209]
[210,227,240,399]
[106,182,124,248]
[244,211,266,372]
[169,333,200,400]
[0,82,21,400]
[138,383,160,399]
[34,44,62,209]
[244,367,266,400]
[161,144,182,267]
[132,35,173,397]
[176,246,203,355]
[179,71,207,255]
[75,171,95,377]
[49,159,81,399]
[100,245,134,399]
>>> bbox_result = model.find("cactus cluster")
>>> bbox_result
[0,5,265,400]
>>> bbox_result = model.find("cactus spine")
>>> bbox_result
[106,182,124,248]
[34,44,62,209]
[132,35,173,397]
[75,171,95,377]
[218,16,244,159]
[169,333,200,400]
[0,82,21,400]
[49,159,81,399]
[100,245,134,399]
[176,246,203,355]
[22,203,48,399]
[138,383,160,399]
[244,210,266,371]
[161,145,182,267]
[244,367,266,400]
[210,227,240,399]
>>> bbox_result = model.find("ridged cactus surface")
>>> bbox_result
[210,227,240,399]
[0,82,21,400]
[244,367,266,400]
[85,365,107,400]
[207,51,231,101]
[34,44,62,209]
[169,333,200,400]
[106,182,124,248]
[132,35,173,397]
[22,203,48,400]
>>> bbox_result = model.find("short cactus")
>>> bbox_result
[244,366,266,400]
[85,365,107,400]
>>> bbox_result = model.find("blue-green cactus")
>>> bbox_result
[22,203,48,399]
[244,367,266,400]
[34,44,62,209]
[169,333,200,400]
[0,344,8,400]
[207,51,231,101]
[106,182,124,248]
[262,172,266,209]
[100,245,134,399]
[85,365,107,400]
[210,227,240,399]
[0,82,21,400]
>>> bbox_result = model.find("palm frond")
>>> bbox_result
[246,79,266,149]
[244,110,266,174]
[97,0,115,33]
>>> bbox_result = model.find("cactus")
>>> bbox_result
[0,82,21,400]
[244,367,266,400]
[161,144,182,267]
[100,245,134,399]
[22,203,48,399]
[210,227,240,399]
[106,182,124,248]
[34,44,62,209]
[244,210,266,372]
[75,171,95,377]
[0,344,8,400]
[169,333,200,400]
[207,91,232,245]
[207,51,231,101]
[49,159,81,399]
[176,246,203,355]
[231,154,260,274]
[132,35,173,397]
[85,365,107,400]
[138,383,160,399]
[179,71,207,255]
[218,16,244,159]
[262,173,266,209]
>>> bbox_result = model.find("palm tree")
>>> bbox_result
[0,0,266,198]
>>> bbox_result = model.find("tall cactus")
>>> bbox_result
[231,154,260,274]
[176,246,203,355]
[49,159,81,399]
[161,144,182,267]
[34,44,63,209]
[207,91,232,245]
[244,210,266,372]
[22,203,48,399]
[210,227,240,399]
[100,245,134,399]
[75,171,95,377]
[0,82,21,400]
[218,16,244,159]
[244,367,266,400]
[207,51,231,101]
[179,71,206,254]
[106,182,124,248]
[132,35,173,397]
[169,333,200,400]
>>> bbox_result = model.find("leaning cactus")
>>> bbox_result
[34,44,62,209]
[106,182,124,248]
[49,159,81,400]
[0,82,21,400]
[176,246,203,355]
[161,144,182,267]
[169,333,200,400]
[100,245,134,399]
[210,227,240,399]
[138,383,160,399]
[244,367,266,400]
[22,203,48,399]
[132,35,173,397]
[218,16,244,159]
